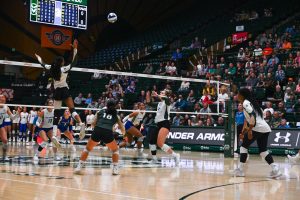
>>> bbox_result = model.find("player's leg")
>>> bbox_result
[64,130,76,152]
[0,127,9,161]
[127,126,146,157]
[34,130,49,161]
[149,126,159,163]
[106,140,120,175]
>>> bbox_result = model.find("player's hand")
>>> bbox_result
[247,130,253,140]
[35,53,42,63]
[72,39,78,49]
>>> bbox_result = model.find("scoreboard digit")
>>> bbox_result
[30,0,87,30]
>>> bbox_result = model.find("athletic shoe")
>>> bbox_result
[268,165,282,178]
[54,155,62,161]
[79,123,86,140]
[149,158,159,165]
[137,151,148,158]
[287,155,300,164]
[232,168,245,177]
[112,164,120,175]
[3,156,9,162]
[51,136,61,149]
[174,153,180,166]
[74,162,84,175]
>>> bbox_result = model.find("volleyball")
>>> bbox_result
[107,12,117,23]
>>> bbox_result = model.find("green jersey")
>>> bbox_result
[95,109,119,130]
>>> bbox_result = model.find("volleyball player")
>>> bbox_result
[35,39,85,149]
[12,107,20,142]
[34,100,61,162]
[233,88,281,178]
[3,114,12,143]
[0,95,20,161]
[57,109,76,152]
[120,102,146,157]
[287,150,300,164]
[149,89,180,165]
[19,107,29,143]
[74,100,125,175]
[27,107,37,145]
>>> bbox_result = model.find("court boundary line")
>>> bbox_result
[0,176,153,200]
[178,178,297,200]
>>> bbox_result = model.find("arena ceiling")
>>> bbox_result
[0,0,200,62]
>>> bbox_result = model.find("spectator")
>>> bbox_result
[228,63,237,76]
[277,101,286,118]
[237,48,245,61]
[216,117,224,126]
[175,94,188,111]
[190,115,202,127]
[165,62,177,76]
[178,81,190,93]
[85,93,92,105]
[172,113,183,126]
[267,54,280,66]
[86,110,95,127]
[205,118,213,127]
[143,63,153,74]
[74,93,85,106]
[264,110,272,126]
[138,90,146,103]
[294,51,300,66]
[187,90,196,106]
[156,63,166,75]
[259,33,268,46]
[286,78,296,91]
[285,94,296,113]
[87,99,98,108]
[278,119,291,128]
[295,79,300,94]
[200,102,211,113]
[282,39,292,50]
[180,115,190,126]
[253,45,263,57]
[273,85,283,101]
[271,111,281,128]
[194,103,201,113]
[202,80,217,101]
[109,76,119,86]
[246,72,258,88]
[293,98,300,113]
[256,74,265,88]
[125,82,136,94]
[263,102,274,117]
[275,65,285,83]
[284,87,293,102]
[171,48,183,61]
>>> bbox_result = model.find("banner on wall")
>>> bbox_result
[166,127,300,149]
[41,25,73,49]
[232,32,248,44]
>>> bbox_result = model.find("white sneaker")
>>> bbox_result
[174,153,180,166]
[287,155,299,164]
[79,123,86,140]
[149,158,159,165]
[52,136,61,149]
[268,165,282,178]
[3,156,9,162]
[74,162,84,175]
[112,164,120,175]
[137,150,148,158]
[54,155,62,161]
[232,168,245,177]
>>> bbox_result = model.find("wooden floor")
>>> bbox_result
[0,144,299,200]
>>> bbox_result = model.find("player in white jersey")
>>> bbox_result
[120,102,146,157]
[86,110,95,127]
[233,88,281,178]
[34,99,61,162]
[12,107,20,142]
[0,95,21,161]
[149,90,180,165]
[3,113,12,143]
[27,108,38,145]
[35,39,85,148]
[19,107,29,143]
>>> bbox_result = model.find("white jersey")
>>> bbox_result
[4,115,11,122]
[243,100,271,133]
[43,49,77,89]
[86,114,95,125]
[42,109,54,129]
[12,110,20,123]
[20,112,29,124]
[128,110,145,126]
[0,106,8,125]
[155,98,171,123]
[29,110,37,124]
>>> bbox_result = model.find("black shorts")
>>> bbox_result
[157,120,171,131]
[54,87,71,101]
[91,127,115,144]
[241,131,270,153]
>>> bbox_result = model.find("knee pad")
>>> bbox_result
[240,146,248,154]
[111,148,119,155]
[260,151,269,159]
[137,136,145,142]
[70,108,78,119]
[54,101,62,109]
[149,144,156,151]
[40,141,48,148]
[161,144,171,153]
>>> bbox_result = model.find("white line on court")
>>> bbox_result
[0,176,153,200]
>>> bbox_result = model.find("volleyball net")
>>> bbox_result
[0,59,235,156]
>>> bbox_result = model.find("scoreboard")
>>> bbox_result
[30,0,87,30]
